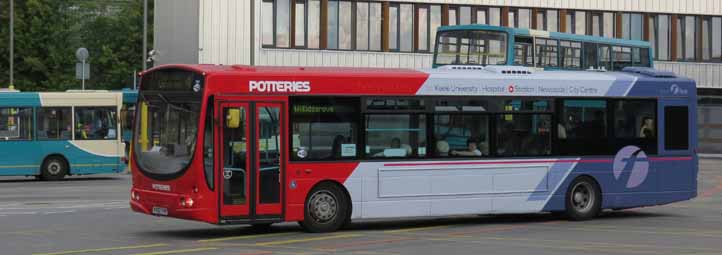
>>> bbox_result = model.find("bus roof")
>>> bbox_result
[144,64,695,99]
[0,91,124,107]
[437,24,651,48]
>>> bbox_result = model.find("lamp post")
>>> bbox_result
[9,0,14,88]
[142,0,147,70]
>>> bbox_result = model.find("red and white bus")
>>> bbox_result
[130,64,697,232]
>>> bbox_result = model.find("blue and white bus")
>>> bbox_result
[433,24,652,71]
[0,90,125,180]
[130,64,696,232]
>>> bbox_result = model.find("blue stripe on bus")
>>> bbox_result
[0,92,41,107]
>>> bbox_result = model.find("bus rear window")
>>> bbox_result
[434,30,507,66]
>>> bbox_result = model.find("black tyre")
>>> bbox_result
[565,176,602,221]
[299,183,349,233]
[40,156,68,181]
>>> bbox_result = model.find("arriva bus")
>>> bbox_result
[130,64,697,232]
[0,90,125,180]
[433,24,652,71]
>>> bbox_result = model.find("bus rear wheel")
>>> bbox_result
[299,183,349,233]
[565,176,601,221]
[40,157,68,181]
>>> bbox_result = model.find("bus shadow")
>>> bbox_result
[138,210,674,240]
[0,176,124,183]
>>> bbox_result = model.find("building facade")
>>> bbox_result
[154,0,722,153]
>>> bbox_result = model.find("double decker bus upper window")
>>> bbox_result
[291,97,359,160]
[435,30,507,66]
[560,41,582,69]
[535,38,559,68]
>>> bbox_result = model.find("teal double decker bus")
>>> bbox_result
[433,24,652,71]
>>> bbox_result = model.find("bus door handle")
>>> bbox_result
[304,169,312,174]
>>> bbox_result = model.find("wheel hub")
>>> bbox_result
[309,191,337,223]
[47,162,61,175]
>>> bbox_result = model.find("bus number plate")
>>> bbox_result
[152,206,168,216]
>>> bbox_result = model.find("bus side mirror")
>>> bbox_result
[226,109,240,128]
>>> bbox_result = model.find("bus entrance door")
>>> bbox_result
[218,100,284,223]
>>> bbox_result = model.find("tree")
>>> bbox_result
[0,0,151,91]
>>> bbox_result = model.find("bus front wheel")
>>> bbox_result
[565,176,602,221]
[299,183,349,233]
[40,157,68,181]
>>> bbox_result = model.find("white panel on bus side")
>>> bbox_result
[377,165,549,198]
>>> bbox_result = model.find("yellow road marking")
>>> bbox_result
[383,225,449,234]
[128,247,218,255]
[255,233,363,246]
[197,232,294,243]
[32,243,168,255]
[539,225,722,238]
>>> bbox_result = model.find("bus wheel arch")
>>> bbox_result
[299,180,352,233]
[564,175,602,221]
[39,154,69,181]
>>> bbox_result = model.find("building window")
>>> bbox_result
[448,6,457,26]
[276,0,291,47]
[74,107,117,140]
[519,9,531,29]
[575,11,586,35]
[37,107,72,140]
[417,5,429,52]
[308,0,321,48]
[261,0,274,47]
[475,7,487,25]
[295,0,306,48]
[430,5,442,50]
[291,97,359,160]
[603,12,615,38]
[565,12,574,33]
[590,12,602,36]
[356,2,370,51]
[389,5,398,50]
[488,7,501,26]
[677,16,697,61]
[620,13,644,41]
[459,6,472,25]
[547,10,558,32]
[0,108,33,140]
[536,10,546,30]
[355,2,382,51]
[327,0,338,49]
[713,17,722,60]
[655,15,671,61]
[338,1,352,50]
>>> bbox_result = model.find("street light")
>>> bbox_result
[9,0,14,88]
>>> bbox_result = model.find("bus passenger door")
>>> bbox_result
[219,102,251,218]
[218,101,284,222]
